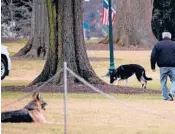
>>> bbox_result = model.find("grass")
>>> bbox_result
[2,59,45,86]
[1,92,161,100]
[2,41,175,134]
[2,92,175,134]
[88,50,172,90]
[85,39,101,44]
[3,40,27,56]
[2,41,166,89]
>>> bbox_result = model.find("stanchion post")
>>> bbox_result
[64,62,68,134]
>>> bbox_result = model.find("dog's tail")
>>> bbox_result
[143,71,152,81]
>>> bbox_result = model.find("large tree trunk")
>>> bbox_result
[31,0,103,86]
[101,0,157,47]
[14,0,49,59]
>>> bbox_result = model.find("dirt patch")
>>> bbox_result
[2,84,161,94]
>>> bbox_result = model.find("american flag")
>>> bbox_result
[101,0,116,25]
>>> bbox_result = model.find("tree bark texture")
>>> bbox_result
[101,0,157,47]
[14,0,49,59]
[31,0,103,86]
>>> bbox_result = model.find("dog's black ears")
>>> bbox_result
[109,69,116,76]
[109,70,115,75]
[109,71,112,76]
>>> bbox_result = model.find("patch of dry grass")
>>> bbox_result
[1,93,175,134]
[3,41,26,56]
[88,50,168,89]
[2,60,45,86]
[85,39,101,44]
[1,43,175,134]
[2,47,165,89]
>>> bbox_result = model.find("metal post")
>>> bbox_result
[64,62,68,134]
[108,0,115,74]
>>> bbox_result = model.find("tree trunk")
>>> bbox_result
[101,0,157,47]
[31,0,103,86]
[14,0,49,59]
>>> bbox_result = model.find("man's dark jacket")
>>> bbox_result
[150,39,175,69]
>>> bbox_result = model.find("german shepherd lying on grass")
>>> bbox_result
[1,92,48,123]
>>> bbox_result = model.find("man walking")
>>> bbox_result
[150,32,175,101]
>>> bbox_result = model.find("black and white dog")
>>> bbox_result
[109,64,152,88]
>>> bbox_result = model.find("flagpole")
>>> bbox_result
[108,0,115,74]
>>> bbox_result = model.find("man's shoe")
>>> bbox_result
[168,93,174,101]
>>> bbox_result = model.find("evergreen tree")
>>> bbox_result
[152,0,175,40]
